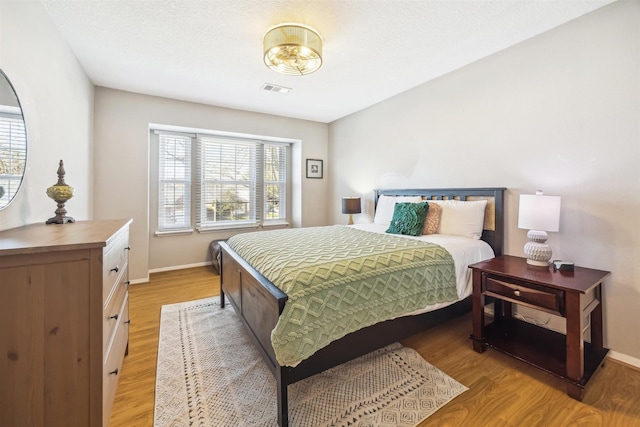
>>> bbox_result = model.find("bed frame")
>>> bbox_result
[219,187,505,427]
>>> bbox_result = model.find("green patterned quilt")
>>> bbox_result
[226,225,457,366]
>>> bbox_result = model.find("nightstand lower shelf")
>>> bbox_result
[484,318,609,388]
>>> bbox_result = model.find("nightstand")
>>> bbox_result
[469,255,610,401]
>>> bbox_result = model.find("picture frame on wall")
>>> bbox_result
[306,159,323,179]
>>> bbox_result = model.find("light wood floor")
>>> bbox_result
[110,266,640,427]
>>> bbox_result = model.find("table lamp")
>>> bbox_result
[517,190,561,266]
[342,197,361,225]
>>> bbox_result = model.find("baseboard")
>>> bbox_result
[148,261,212,274]
[129,277,150,285]
[607,350,640,370]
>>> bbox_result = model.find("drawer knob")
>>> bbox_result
[109,313,119,320]
[514,290,521,296]
[111,266,119,273]
[109,368,119,376]
[125,246,131,251]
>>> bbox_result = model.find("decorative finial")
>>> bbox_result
[46,160,75,224]
[55,160,67,186]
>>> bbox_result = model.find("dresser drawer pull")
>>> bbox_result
[110,266,119,273]
[125,280,130,285]
[125,246,131,251]
[109,368,119,376]
[124,320,131,325]
[109,313,119,320]
[514,290,521,296]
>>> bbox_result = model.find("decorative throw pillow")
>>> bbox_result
[421,202,442,235]
[386,202,429,236]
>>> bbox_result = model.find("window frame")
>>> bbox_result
[156,132,193,233]
[153,127,291,235]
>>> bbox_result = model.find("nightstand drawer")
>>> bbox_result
[484,274,564,315]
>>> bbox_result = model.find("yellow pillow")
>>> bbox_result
[422,202,442,235]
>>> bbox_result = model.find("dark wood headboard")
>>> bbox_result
[374,187,506,256]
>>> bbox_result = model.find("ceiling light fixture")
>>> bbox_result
[263,23,322,76]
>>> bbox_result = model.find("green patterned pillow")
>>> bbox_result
[386,202,429,236]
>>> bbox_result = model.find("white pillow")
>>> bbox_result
[373,195,422,226]
[428,199,488,239]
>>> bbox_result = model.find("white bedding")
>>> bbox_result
[350,223,495,314]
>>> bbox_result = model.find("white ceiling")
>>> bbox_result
[40,0,616,123]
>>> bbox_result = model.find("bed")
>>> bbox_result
[219,187,505,427]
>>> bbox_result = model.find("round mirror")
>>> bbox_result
[0,69,27,210]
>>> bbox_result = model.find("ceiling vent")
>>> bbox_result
[262,83,291,94]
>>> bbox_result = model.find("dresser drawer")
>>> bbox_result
[103,228,129,303]
[484,274,564,315]
[103,276,128,352]
[103,295,129,427]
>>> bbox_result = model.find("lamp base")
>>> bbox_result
[526,257,551,267]
[524,230,552,267]
[347,214,354,225]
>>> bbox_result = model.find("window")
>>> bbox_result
[0,108,27,208]
[158,133,192,230]
[156,130,289,233]
[263,143,287,221]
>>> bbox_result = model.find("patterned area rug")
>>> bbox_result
[154,297,467,427]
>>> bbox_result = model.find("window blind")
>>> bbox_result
[0,112,26,206]
[158,133,192,230]
[263,143,286,221]
[196,135,259,230]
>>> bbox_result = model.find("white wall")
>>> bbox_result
[329,0,640,360]
[0,0,93,230]
[93,88,328,281]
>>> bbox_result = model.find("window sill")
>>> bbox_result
[154,222,290,236]
[154,229,194,237]
[196,221,290,233]
[197,224,260,233]
[262,220,290,228]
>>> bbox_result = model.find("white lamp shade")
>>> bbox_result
[518,192,561,232]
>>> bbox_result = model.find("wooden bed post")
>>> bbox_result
[219,260,226,308]
[276,366,289,427]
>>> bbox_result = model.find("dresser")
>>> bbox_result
[0,219,132,427]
